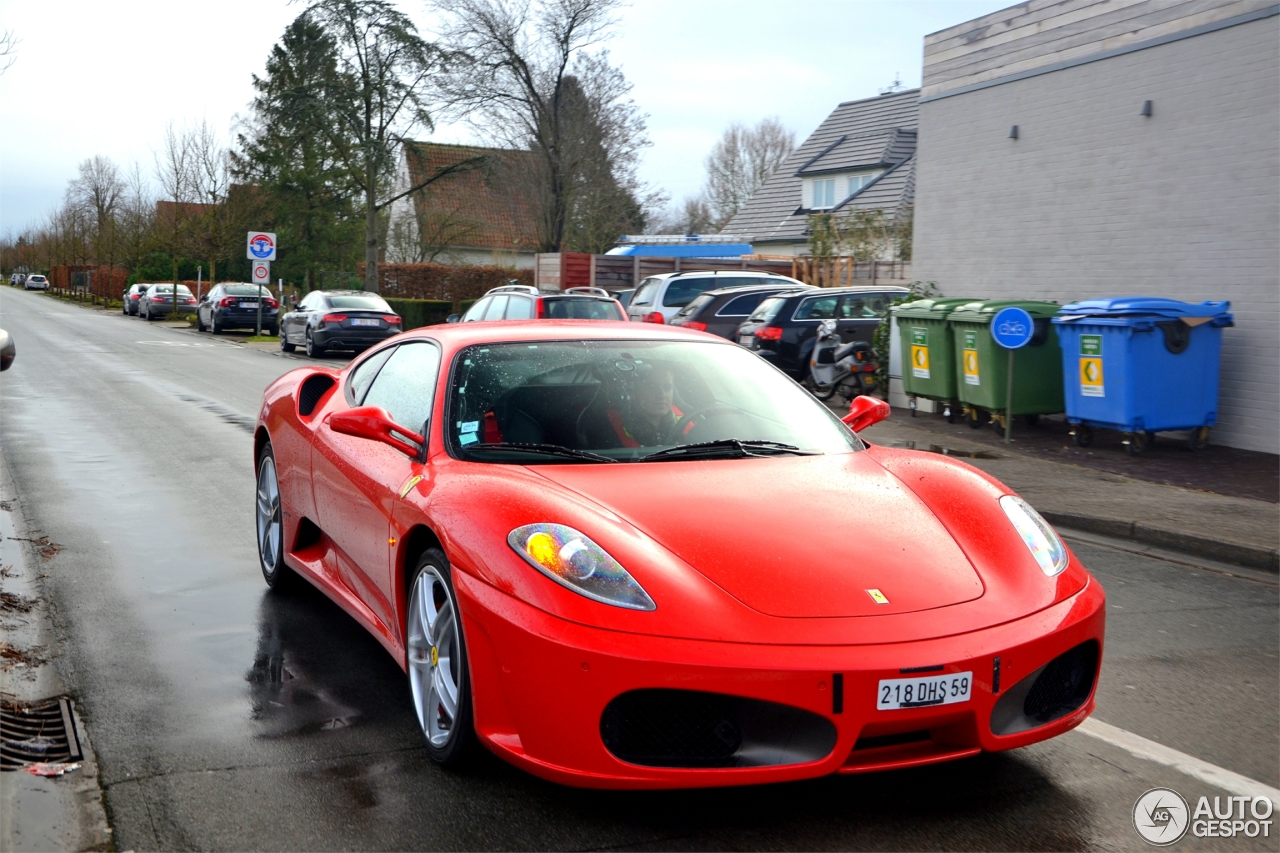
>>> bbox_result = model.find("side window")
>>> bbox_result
[361,343,442,433]
[795,295,839,320]
[717,293,767,317]
[347,346,397,406]
[484,294,510,320]
[662,277,713,308]
[630,279,660,306]
[505,296,533,319]
[462,296,491,321]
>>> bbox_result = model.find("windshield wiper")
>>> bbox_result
[640,439,816,461]
[461,442,618,463]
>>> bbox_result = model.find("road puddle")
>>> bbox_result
[887,440,999,459]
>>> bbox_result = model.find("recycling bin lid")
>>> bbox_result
[947,298,1061,323]
[891,297,982,318]
[1056,296,1231,319]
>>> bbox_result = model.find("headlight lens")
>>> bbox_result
[999,495,1068,577]
[508,523,656,611]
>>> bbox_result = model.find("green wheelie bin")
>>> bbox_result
[893,298,979,421]
[947,299,1065,433]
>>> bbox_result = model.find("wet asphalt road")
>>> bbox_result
[1,286,1277,851]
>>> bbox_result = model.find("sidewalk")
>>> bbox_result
[860,408,1279,573]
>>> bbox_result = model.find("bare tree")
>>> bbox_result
[117,161,157,276]
[301,0,441,293]
[703,117,794,229]
[155,123,197,293]
[650,196,715,235]
[0,30,19,76]
[69,155,126,267]
[433,0,655,253]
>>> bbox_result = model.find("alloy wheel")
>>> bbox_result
[256,454,282,576]
[407,566,462,748]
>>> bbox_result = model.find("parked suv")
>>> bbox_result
[197,283,280,334]
[668,282,816,339]
[736,286,908,380]
[454,285,625,322]
[625,271,808,324]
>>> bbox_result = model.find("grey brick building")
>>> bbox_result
[912,0,1278,453]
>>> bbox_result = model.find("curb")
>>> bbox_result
[1041,511,1279,574]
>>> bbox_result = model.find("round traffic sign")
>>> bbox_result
[991,307,1035,349]
[252,262,270,283]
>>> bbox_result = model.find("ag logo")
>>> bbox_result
[1134,788,1190,845]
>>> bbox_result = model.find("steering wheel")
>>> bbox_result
[670,403,748,440]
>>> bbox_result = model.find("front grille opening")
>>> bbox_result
[600,689,836,769]
[854,730,931,751]
[1,697,83,770]
[990,641,1100,736]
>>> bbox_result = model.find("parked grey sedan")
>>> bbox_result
[140,284,198,321]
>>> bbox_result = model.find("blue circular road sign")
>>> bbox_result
[991,306,1035,349]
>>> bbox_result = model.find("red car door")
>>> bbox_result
[311,342,443,640]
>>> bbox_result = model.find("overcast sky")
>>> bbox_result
[0,0,1009,237]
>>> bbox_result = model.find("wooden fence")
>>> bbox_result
[534,252,911,291]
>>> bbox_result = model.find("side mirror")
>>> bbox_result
[199,294,209,302]
[446,314,460,324]
[0,328,14,371]
[842,395,889,432]
[328,406,424,458]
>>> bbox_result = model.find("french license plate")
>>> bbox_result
[877,671,972,710]
[240,302,258,309]
[351,318,379,327]
[738,335,753,345]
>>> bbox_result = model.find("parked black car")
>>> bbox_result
[735,286,908,380]
[122,283,151,316]
[667,282,816,339]
[197,283,280,335]
[280,290,402,357]
[452,285,626,322]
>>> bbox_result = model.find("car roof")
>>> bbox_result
[697,282,814,299]
[771,285,910,299]
[396,319,723,349]
[640,270,797,283]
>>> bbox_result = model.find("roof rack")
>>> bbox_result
[563,286,612,297]
[485,283,539,296]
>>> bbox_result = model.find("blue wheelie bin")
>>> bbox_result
[1051,297,1233,455]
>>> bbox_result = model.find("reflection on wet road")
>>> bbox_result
[1,288,1276,850]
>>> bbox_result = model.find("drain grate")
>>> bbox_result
[1,697,83,769]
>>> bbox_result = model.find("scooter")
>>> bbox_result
[808,319,879,402]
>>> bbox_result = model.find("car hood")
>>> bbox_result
[531,453,984,618]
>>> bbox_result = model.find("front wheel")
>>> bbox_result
[280,332,296,353]
[256,444,293,590]
[407,550,474,767]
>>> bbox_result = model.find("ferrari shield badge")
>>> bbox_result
[866,588,890,605]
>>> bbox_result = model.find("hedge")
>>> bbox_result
[358,262,533,302]
[386,298,483,329]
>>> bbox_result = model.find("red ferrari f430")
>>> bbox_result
[253,320,1104,788]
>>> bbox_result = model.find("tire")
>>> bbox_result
[1187,426,1210,451]
[306,330,325,358]
[211,313,222,334]
[1124,431,1149,456]
[966,409,986,429]
[1072,424,1093,447]
[197,311,206,332]
[144,306,153,321]
[280,332,296,353]
[945,404,961,424]
[255,443,294,590]
[266,325,279,337]
[407,549,474,767]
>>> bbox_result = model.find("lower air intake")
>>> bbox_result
[600,688,837,769]
[990,640,1100,736]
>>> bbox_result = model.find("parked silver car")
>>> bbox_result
[23,274,49,291]
[139,284,198,320]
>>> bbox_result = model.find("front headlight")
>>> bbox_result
[999,495,1068,577]
[508,523,656,611]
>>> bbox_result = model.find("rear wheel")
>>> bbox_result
[306,330,325,358]
[211,313,222,334]
[407,550,474,767]
[144,305,153,321]
[255,443,293,590]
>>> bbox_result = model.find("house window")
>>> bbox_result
[811,179,835,209]
[846,171,882,197]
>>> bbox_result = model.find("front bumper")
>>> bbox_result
[455,572,1106,789]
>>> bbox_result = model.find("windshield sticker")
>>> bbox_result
[459,421,478,432]
[459,433,478,446]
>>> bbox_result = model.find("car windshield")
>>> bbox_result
[226,285,269,297]
[542,298,623,320]
[328,295,391,311]
[28,275,47,282]
[448,340,860,463]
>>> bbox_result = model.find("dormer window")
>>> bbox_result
[810,179,836,210]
